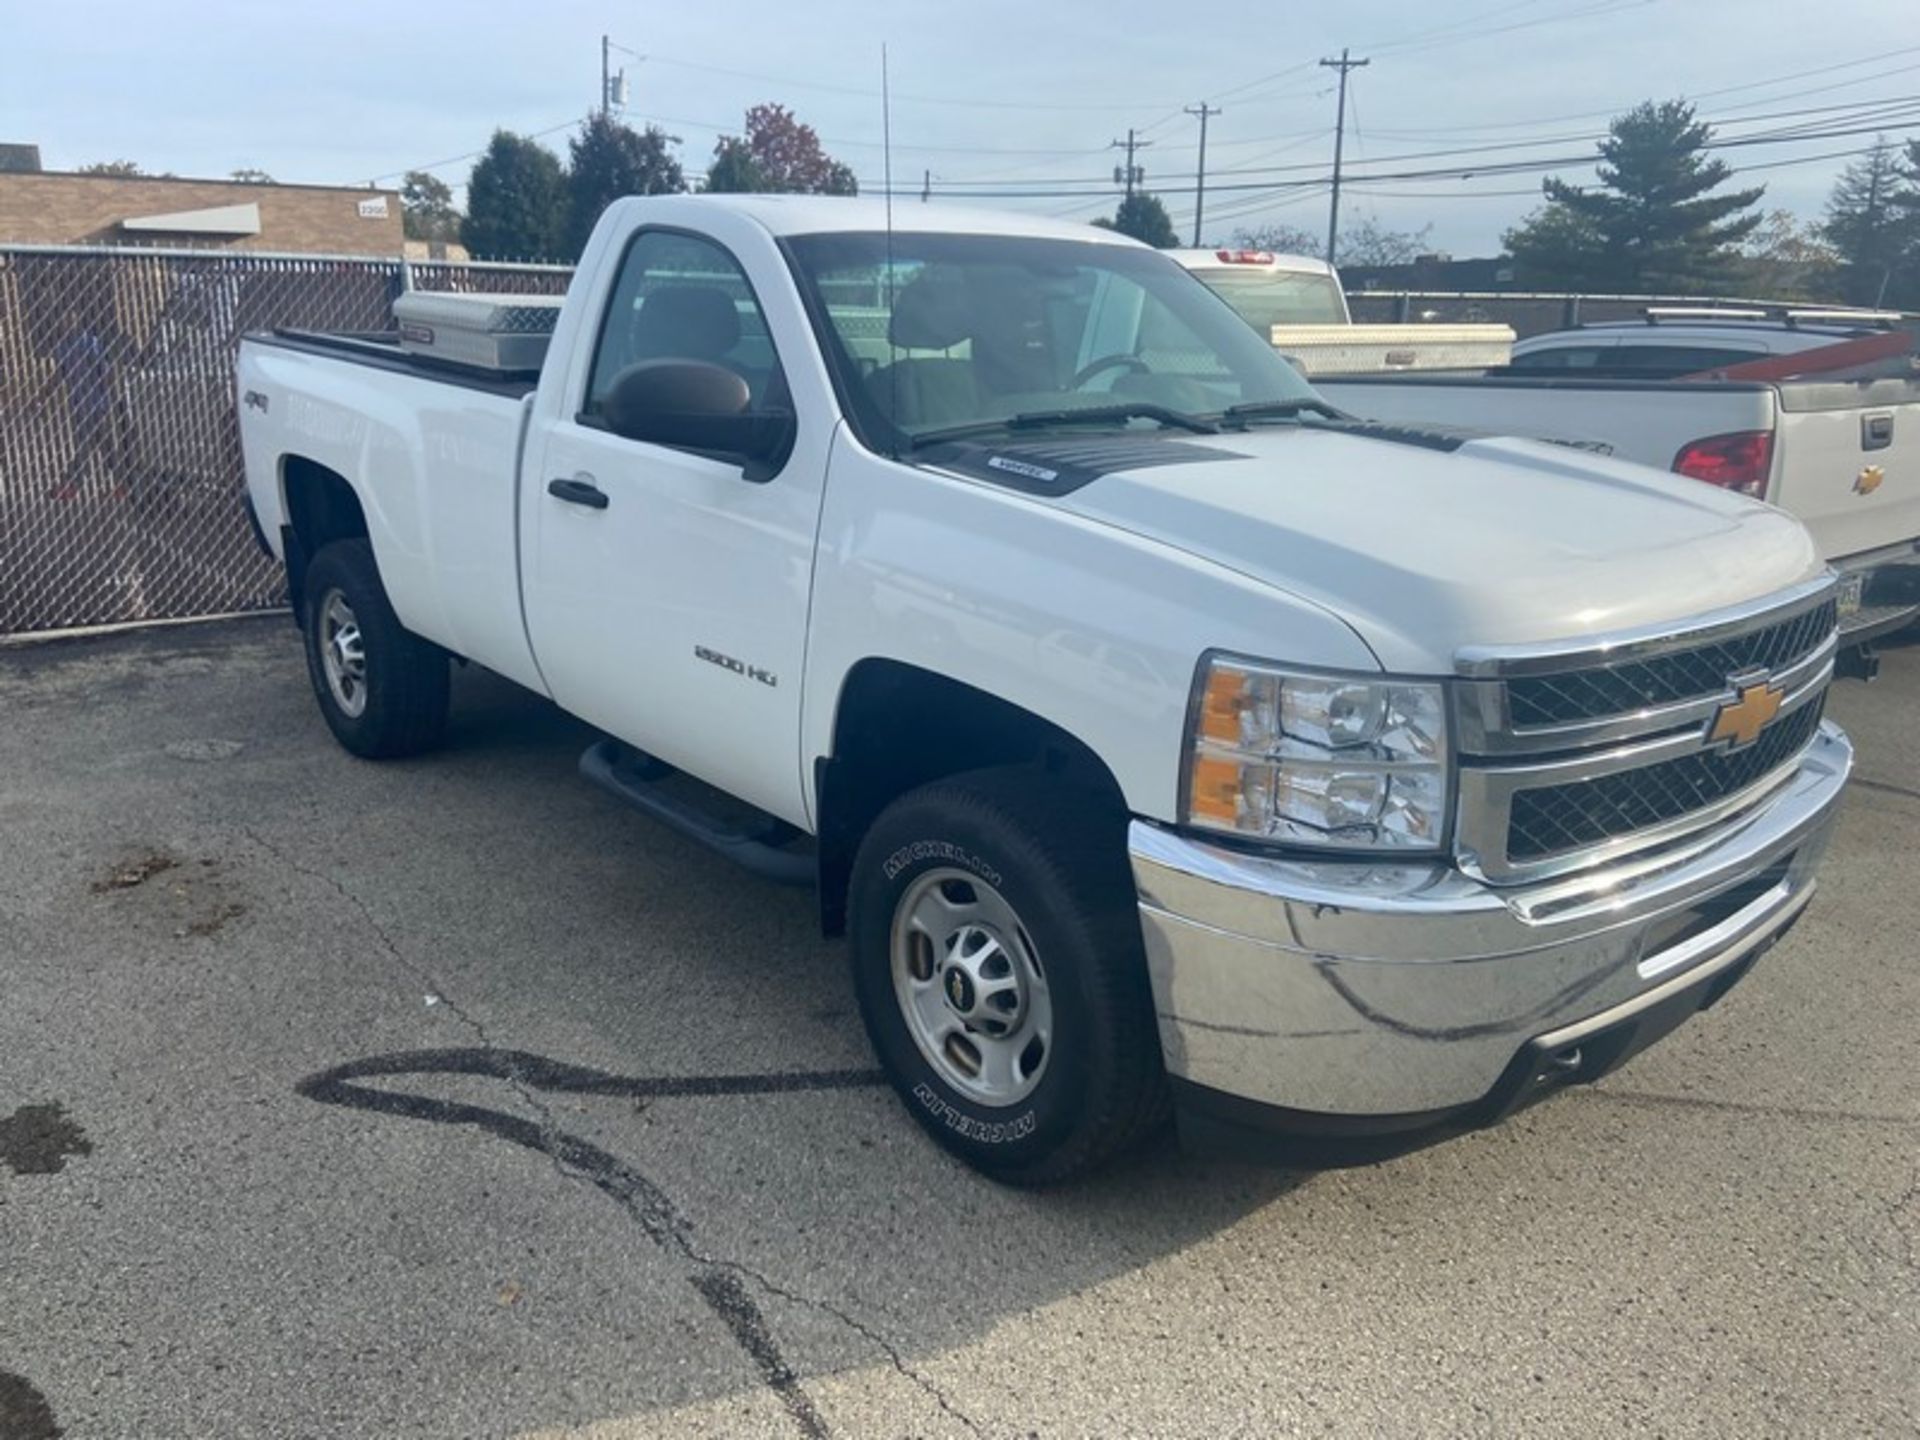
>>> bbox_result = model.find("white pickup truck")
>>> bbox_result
[1166,248,1516,376]
[237,195,1852,1183]
[1318,350,1920,649]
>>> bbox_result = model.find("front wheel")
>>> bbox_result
[300,538,449,759]
[848,770,1168,1185]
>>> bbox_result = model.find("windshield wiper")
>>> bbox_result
[1218,397,1344,427]
[907,402,1217,449]
[1006,402,1218,435]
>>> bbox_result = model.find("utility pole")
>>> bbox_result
[1319,48,1369,267]
[601,34,611,117]
[1109,129,1151,198]
[1185,102,1222,246]
[921,168,931,202]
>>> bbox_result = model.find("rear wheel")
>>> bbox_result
[300,539,449,759]
[849,770,1168,1185]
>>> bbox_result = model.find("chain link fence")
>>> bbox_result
[6,249,1867,637]
[0,245,570,637]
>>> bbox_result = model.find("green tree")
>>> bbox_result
[563,114,686,259]
[461,130,568,261]
[1095,193,1180,248]
[1821,140,1917,306]
[229,168,274,184]
[704,136,765,194]
[704,104,856,195]
[1505,100,1765,292]
[1737,210,1841,302]
[78,159,144,176]
[401,170,462,244]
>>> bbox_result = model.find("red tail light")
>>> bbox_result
[1213,249,1276,265]
[1672,430,1773,497]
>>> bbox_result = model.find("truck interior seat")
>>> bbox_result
[865,268,981,429]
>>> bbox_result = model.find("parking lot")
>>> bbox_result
[2,616,1915,1439]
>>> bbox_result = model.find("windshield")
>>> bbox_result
[784,231,1322,450]
[1188,267,1350,330]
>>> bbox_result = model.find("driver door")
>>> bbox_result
[520,227,824,825]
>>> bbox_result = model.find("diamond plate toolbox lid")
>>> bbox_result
[391,291,566,371]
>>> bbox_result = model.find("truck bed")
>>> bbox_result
[248,328,543,399]
[236,328,544,691]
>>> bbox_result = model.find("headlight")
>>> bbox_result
[1183,656,1450,851]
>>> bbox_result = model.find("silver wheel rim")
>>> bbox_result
[318,589,368,719]
[890,867,1053,1107]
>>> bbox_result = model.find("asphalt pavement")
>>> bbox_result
[2,616,1915,1439]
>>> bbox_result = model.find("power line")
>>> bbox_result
[639,54,1189,111]
[1366,0,1658,60]
[899,94,1920,192]
[1364,49,1920,140]
[865,113,1920,199]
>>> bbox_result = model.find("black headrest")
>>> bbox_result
[630,286,741,361]
[888,268,971,351]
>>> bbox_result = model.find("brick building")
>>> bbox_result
[0,168,403,255]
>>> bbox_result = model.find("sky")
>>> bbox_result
[5,0,1917,255]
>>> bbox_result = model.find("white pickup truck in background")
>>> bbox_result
[1319,328,1920,650]
[237,195,1852,1184]
[1167,248,1516,376]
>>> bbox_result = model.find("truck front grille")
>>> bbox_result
[1506,598,1836,728]
[1505,696,1825,862]
[1454,580,1837,883]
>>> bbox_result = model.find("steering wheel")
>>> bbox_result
[1071,353,1151,389]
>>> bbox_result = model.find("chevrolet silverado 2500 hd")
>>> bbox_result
[237,196,1853,1183]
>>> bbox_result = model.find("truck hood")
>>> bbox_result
[1046,424,1824,673]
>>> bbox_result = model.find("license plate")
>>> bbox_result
[1837,572,1866,618]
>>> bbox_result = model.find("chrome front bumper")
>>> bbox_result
[1129,721,1853,1121]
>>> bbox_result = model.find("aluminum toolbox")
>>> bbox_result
[391,291,565,371]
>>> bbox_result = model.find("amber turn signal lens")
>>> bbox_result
[1197,666,1247,746]
[1187,753,1244,823]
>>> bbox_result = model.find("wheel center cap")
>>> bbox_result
[943,966,975,1013]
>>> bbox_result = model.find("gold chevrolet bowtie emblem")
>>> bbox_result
[1707,679,1784,750]
[1855,464,1885,496]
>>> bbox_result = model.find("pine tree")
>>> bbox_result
[461,131,569,261]
[1506,100,1764,292]
[563,115,685,260]
[1822,140,1917,306]
[1095,193,1179,248]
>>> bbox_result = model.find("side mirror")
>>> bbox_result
[596,359,795,480]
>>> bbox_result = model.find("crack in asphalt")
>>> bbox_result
[1850,775,1920,804]
[1581,1085,1920,1130]
[250,828,981,1437]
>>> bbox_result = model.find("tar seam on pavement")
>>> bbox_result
[297,1046,982,1437]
